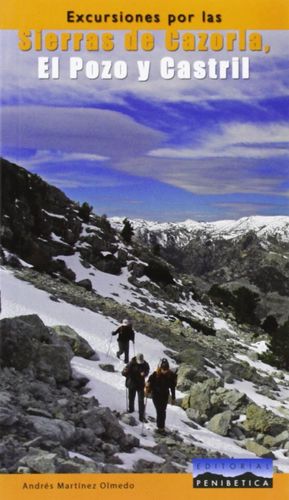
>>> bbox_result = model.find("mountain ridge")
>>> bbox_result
[1,157,289,474]
[110,215,289,246]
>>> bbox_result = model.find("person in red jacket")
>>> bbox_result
[122,353,150,422]
[112,319,135,363]
[145,358,177,434]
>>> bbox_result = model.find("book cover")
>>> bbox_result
[0,1,289,499]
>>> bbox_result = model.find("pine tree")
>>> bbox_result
[261,320,289,370]
[78,202,93,223]
[233,287,260,325]
[262,315,278,335]
[121,218,134,244]
[269,320,289,369]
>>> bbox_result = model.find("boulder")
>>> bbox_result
[36,345,72,382]
[245,404,288,436]
[117,249,128,265]
[75,428,102,448]
[207,410,233,436]
[177,364,198,391]
[27,416,76,445]
[0,315,51,370]
[102,443,119,456]
[0,391,12,405]
[0,406,18,426]
[183,378,223,418]
[261,435,275,448]
[186,408,206,425]
[222,360,258,383]
[120,434,140,451]
[56,460,100,473]
[99,364,115,372]
[76,279,93,292]
[120,414,138,426]
[77,408,106,435]
[6,255,23,269]
[175,346,205,370]
[94,407,126,441]
[127,262,146,278]
[244,440,275,458]
[160,461,180,473]
[18,448,58,473]
[210,388,248,413]
[264,430,289,448]
[51,325,95,359]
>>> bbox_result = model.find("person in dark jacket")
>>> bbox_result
[122,353,150,422]
[145,358,176,433]
[112,319,135,363]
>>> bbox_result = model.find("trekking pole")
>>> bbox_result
[126,387,129,412]
[106,333,113,359]
[141,396,147,437]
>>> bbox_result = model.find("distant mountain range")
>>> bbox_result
[111,215,289,246]
[112,213,289,325]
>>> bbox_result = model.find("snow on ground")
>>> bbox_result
[50,232,70,245]
[250,340,268,353]
[69,451,95,463]
[55,251,212,324]
[117,449,165,469]
[213,317,237,336]
[235,353,278,376]
[1,267,289,472]
[3,250,33,268]
[0,269,173,373]
[55,252,167,315]
[42,210,66,219]
[80,223,103,237]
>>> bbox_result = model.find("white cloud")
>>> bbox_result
[42,173,128,189]
[113,154,286,196]
[148,122,289,160]
[1,105,165,160]
[15,150,109,168]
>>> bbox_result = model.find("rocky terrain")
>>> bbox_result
[111,216,289,326]
[1,157,289,474]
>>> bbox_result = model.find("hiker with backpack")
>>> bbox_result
[145,358,177,434]
[122,353,150,422]
[112,319,135,363]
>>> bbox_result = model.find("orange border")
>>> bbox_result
[0,2,288,500]
[0,0,288,29]
[0,473,288,500]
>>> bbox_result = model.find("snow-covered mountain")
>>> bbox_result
[111,215,289,247]
[1,158,289,474]
[111,214,289,325]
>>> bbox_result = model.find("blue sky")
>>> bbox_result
[1,30,288,221]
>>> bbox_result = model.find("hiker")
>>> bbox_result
[112,319,135,363]
[122,353,150,422]
[145,358,177,434]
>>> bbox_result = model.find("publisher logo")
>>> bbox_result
[192,458,273,488]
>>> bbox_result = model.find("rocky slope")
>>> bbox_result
[1,157,289,473]
[111,215,289,325]
[0,315,139,473]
